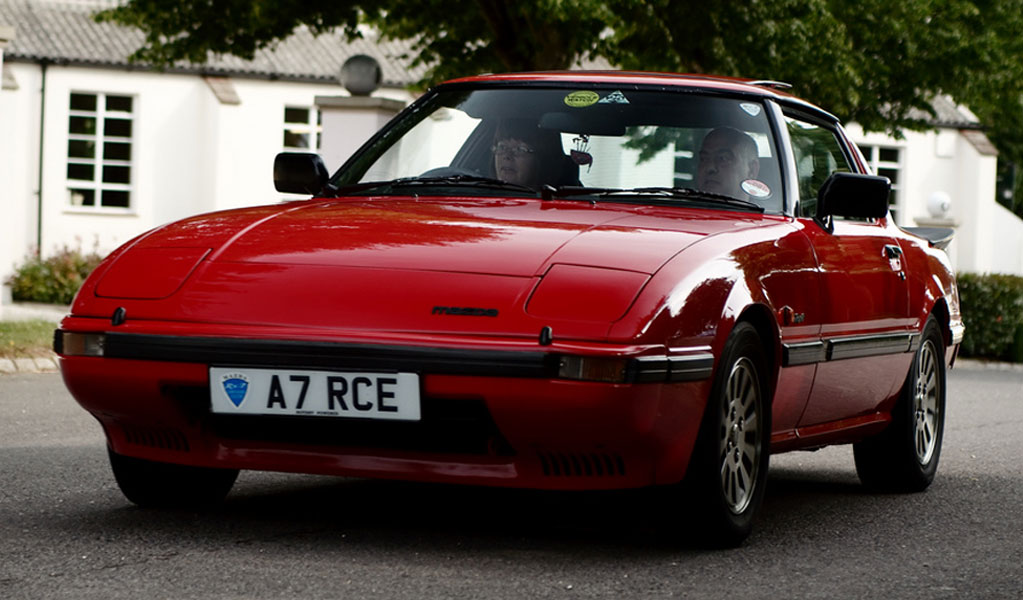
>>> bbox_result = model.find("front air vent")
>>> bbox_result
[537,451,626,477]
[120,424,191,452]
[208,396,511,456]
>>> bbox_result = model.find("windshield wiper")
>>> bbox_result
[327,175,538,197]
[411,174,541,193]
[543,185,765,212]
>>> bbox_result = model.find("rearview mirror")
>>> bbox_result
[816,172,891,223]
[538,112,627,136]
[274,152,329,195]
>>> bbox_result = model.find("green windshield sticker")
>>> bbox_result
[564,91,600,108]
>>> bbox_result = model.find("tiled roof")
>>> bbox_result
[0,0,427,87]
[908,95,983,130]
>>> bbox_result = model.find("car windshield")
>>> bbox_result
[332,85,783,212]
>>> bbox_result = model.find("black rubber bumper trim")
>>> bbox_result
[71,332,714,383]
[101,332,560,378]
[628,353,714,383]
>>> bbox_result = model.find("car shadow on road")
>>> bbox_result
[47,459,942,556]
[125,474,682,554]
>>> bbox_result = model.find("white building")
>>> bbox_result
[847,97,1022,276]
[0,0,418,302]
[2,0,1021,307]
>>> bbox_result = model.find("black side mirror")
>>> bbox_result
[815,172,891,226]
[274,152,329,195]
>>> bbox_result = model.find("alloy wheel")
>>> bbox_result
[719,357,762,515]
[914,338,941,465]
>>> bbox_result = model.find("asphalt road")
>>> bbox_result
[2,363,1021,600]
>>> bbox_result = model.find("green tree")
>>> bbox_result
[97,1,615,85]
[99,0,1023,160]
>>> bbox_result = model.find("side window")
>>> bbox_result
[784,115,851,218]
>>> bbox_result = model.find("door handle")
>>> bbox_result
[883,244,907,280]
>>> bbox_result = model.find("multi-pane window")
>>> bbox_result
[67,92,133,209]
[283,106,321,151]
[858,145,902,222]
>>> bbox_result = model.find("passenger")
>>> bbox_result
[491,120,571,189]
[696,127,761,200]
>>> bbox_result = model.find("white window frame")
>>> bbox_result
[859,144,903,223]
[282,106,321,152]
[66,91,135,213]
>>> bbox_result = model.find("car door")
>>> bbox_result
[784,113,916,429]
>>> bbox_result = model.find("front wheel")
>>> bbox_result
[678,322,771,548]
[854,316,946,491]
[108,449,239,508]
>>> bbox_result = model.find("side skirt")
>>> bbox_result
[771,412,891,453]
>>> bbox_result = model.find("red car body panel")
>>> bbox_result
[56,71,963,494]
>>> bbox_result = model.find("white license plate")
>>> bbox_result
[209,367,421,421]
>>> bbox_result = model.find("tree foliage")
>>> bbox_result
[97,1,615,85]
[98,0,1023,161]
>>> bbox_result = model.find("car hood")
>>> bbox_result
[82,196,764,340]
[206,197,731,275]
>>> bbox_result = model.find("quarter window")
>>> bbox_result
[283,106,321,151]
[67,92,134,209]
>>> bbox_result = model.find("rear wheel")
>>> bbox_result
[854,316,946,491]
[680,322,770,548]
[108,449,239,508]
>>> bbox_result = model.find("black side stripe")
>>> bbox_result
[783,332,919,367]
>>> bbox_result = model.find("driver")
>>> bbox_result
[491,120,568,189]
[696,127,761,200]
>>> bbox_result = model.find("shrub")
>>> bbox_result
[5,244,104,305]
[956,272,1023,362]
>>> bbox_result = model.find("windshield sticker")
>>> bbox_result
[564,91,600,108]
[741,179,771,198]
[598,90,630,104]
[740,103,763,117]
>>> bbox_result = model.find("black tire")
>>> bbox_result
[854,316,946,492]
[680,322,771,548]
[108,448,239,508]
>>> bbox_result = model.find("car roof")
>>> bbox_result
[441,70,838,123]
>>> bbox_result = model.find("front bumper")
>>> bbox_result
[56,323,715,490]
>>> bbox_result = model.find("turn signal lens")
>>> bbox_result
[558,355,628,382]
[60,332,105,357]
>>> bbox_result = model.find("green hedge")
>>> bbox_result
[956,272,1023,362]
[4,245,104,305]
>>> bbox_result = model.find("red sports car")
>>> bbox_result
[56,71,963,546]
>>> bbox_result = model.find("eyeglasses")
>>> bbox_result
[492,143,536,158]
